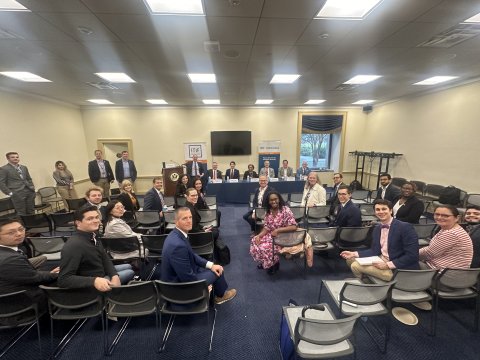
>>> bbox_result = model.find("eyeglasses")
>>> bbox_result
[0,226,26,236]
[433,213,455,218]
[337,192,348,196]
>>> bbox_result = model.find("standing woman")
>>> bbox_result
[53,161,77,205]
[300,172,326,207]
[117,180,140,212]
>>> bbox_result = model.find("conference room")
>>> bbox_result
[1,0,480,359]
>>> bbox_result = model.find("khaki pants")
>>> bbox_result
[57,185,78,208]
[94,179,110,197]
[346,258,393,281]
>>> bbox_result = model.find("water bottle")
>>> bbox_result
[247,175,250,182]
[163,205,168,212]
[209,176,212,183]
[227,176,229,182]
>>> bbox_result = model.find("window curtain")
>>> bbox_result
[302,115,343,133]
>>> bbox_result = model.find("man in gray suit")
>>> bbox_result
[0,152,36,215]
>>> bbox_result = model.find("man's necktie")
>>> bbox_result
[16,166,23,179]
[213,171,216,180]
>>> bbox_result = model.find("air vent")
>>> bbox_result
[418,23,480,48]
[333,84,359,91]
[204,40,220,53]
[86,82,119,90]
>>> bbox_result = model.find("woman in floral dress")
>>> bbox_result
[250,191,297,274]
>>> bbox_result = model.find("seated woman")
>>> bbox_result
[193,176,222,227]
[393,182,424,224]
[117,180,140,213]
[250,191,298,275]
[243,164,258,180]
[175,174,189,207]
[300,172,326,207]
[103,201,148,269]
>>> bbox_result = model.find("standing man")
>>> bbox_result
[375,173,401,203]
[464,205,480,267]
[161,207,237,305]
[331,185,362,227]
[225,161,240,180]
[186,155,206,185]
[340,199,419,281]
[0,152,36,215]
[207,162,222,181]
[260,160,275,178]
[58,206,133,289]
[143,177,166,221]
[88,149,115,197]
[278,160,293,178]
[115,150,137,186]
[243,175,275,234]
[296,161,310,180]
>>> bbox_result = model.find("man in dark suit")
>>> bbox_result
[341,199,419,281]
[88,149,115,196]
[0,152,36,215]
[331,185,362,227]
[224,161,240,180]
[296,161,311,180]
[115,150,137,185]
[465,205,480,268]
[243,175,274,233]
[161,207,236,305]
[207,162,222,181]
[185,154,206,185]
[143,177,167,222]
[327,172,344,205]
[375,173,401,203]
[0,218,58,307]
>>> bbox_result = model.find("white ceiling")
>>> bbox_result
[0,0,480,107]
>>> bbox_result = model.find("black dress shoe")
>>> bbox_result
[267,262,279,275]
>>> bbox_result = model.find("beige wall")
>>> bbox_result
[362,82,480,192]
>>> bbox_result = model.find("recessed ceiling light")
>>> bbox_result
[0,71,51,82]
[304,99,326,105]
[255,99,274,105]
[144,0,204,15]
[344,75,382,84]
[87,99,114,105]
[413,76,458,85]
[352,100,375,105]
[0,0,29,11]
[202,99,220,105]
[95,73,136,83]
[146,99,168,105]
[270,74,301,84]
[316,0,383,20]
[463,12,480,23]
[188,73,216,83]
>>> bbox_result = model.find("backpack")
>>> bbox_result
[214,238,231,265]
[349,180,363,191]
[438,186,461,205]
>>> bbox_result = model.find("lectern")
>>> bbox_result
[162,166,183,196]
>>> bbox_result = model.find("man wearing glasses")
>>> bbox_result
[327,172,344,205]
[331,185,361,227]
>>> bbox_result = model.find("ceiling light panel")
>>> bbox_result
[146,99,168,104]
[188,73,216,83]
[316,0,382,20]
[95,73,136,83]
[344,75,382,84]
[87,99,114,105]
[270,74,301,84]
[0,72,51,82]
[144,0,204,15]
[0,0,28,11]
[202,99,220,104]
[255,99,274,105]
[352,100,375,105]
[413,76,458,85]
[463,12,480,23]
[304,100,326,105]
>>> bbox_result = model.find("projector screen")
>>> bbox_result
[211,131,252,156]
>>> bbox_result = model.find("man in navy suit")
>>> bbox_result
[115,151,137,185]
[88,150,115,196]
[374,173,401,203]
[340,199,419,281]
[224,161,240,180]
[296,161,310,180]
[185,154,206,185]
[331,185,362,227]
[161,207,237,304]
[143,177,166,219]
[243,175,274,233]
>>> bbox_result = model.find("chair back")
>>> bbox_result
[50,212,75,233]
[351,190,369,202]
[0,290,39,326]
[424,184,445,200]
[336,226,372,250]
[65,198,87,211]
[121,210,136,226]
[391,177,407,188]
[110,188,120,196]
[340,281,396,307]
[26,236,65,259]
[273,229,306,247]
[308,227,338,247]
[410,180,426,195]
[205,195,217,207]
[466,194,480,207]
[39,286,104,313]
[20,213,52,234]
[198,209,217,224]
[188,232,214,259]
[393,269,437,292]
[289,193,303,203]
[100,236,141,259]
[254,207,267,221]
[279,193,289,202]
[0,197,16,218]
[306,205,330,221]
[141,234,168,258]
[412,223,436,239]
[155,280,208,306]
[135,211,160,225]
[38,187,58,200]
[289,206,306,223]
[435,268,480,290]
[176,197,187,207]
[358,203,375,216]
[163,196,175,207]
[106,281,158,312]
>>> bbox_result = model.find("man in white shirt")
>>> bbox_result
[278,160,293,178]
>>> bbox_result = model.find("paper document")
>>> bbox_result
[356,256,383,266]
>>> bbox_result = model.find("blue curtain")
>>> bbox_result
[302,115,343,132]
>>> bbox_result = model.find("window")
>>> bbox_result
[301,132,331,169]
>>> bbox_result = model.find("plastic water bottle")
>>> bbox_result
[226,176,229,182]
[247,175,250,182]
[209,176,212,183]
[163,205,168,212]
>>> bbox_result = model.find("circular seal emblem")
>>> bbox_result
[170,172,180,182]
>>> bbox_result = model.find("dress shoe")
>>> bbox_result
[215,289,237,304]
[267,262,280,275]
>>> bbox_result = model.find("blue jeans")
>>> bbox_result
[114,264,135,284]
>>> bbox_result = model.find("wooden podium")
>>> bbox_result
[162,166,183,196]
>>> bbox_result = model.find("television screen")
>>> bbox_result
[211,131,252,156]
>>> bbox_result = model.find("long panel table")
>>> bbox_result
[205,180,306,204]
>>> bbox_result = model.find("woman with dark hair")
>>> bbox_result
[392,182,424,224]
[117,179,140,212]
[243,164,258,180]
[250,191,297,274]
[175,174,189,206]
[53,160,77,203]
[194,176,222,226]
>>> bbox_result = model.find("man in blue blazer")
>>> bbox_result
[185,154,206,185]
[143,177,166,230]
[224,161,240,180]
[161,207,237,304]
[331,185,362,227]
[296,161,310,180]
[115,151,137,185]
[340,199,419,281]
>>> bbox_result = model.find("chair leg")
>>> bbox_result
[432,295,438,337]
[474,294,480,332]
[160,315,175,352]
[52,318,88,359]
[0,323,37,358]
[209,307,217,352]
[317,281,324,303]
[106,317,131,355]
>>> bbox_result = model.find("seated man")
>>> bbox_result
[340,200,419,281]
[207,162,222,181]
[0,218,58,310]
[58,206,134,290]
[224,161,240,180]
[259,160,275,178]
[161,207,236,304]
[296,161,310,180]
[278,159,293,178]
[84,186,108,225]
[374,173,401,202]
[185,188,219,240]
[143,176,167,219]
[243,175,274,234]
[331,185,362,227]
[465,205,480,267]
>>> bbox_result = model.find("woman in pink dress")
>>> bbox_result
[250,191,297,274]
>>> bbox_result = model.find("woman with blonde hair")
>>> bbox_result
[300,172,326,207]
[117,179,140,212]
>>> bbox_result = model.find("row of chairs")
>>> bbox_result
[0,279,216,358]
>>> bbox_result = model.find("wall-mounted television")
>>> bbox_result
[211,131,252,156]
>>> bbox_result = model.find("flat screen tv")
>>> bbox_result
[211,131,251,156]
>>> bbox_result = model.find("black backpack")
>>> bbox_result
[214,238,231,265]
[438,186,461,205]
[349,180,363,191]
